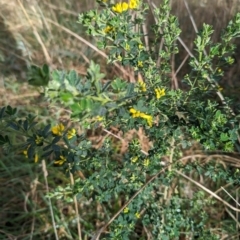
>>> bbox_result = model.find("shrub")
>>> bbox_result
[1,0,240,239]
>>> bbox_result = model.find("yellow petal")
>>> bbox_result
[34,154,39,163]
[67,128,76,139]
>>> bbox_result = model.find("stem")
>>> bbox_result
[42,160,59,240]
[70,173,82,240]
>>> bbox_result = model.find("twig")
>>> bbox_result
[70,173,82,240]
[175,54,189,76]
[182,0,198,33]
[42,160,59,240]
[221,186,240,207]
[224,207,240,229]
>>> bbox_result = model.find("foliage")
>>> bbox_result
[1,0,240,239]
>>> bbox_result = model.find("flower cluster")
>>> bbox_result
[137,61,143,67]
[51,123,65,136]
[155,88,165,99]
[112,0,139,14]
[138,78,146,92]
[35,135,44,145]
[129,108,153,127]
[51,123,76,140]
[54,155,66,165]
[129,0,139,10]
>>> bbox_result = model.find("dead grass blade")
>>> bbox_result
[175,170,240,212]
[17,0,51,64]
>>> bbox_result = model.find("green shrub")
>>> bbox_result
[1,0,240,239]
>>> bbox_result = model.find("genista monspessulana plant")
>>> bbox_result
[1,0,240,239]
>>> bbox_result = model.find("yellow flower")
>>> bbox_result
[129,108,153,127]
[137,61,143,67]
[35,135,44,145]
[135,212,141,219]
[104,26,114,33]
[123,207,129,213]
[155,88,165,99]
[54,155,66,165]
[138,79,146,92]
[67,128,76,139]
[131,156,138,163]
[129,0,139,9]
[143,158,150,167]
[138,44,144,50]
[112,2,129,13]
[23,146,39,163]
[23,149,28,157]
[117,55,122,61]
[130,174,136,181]
[34,154,39,163]
[145,116,153,127]
[129,108,138,117]
[139,112,147,119]
[124,43,130,51]
[129,108,137,114]
[96,116,104,122]
[139,113,153,127]
[52,123,65,136]
[23,145,31,158]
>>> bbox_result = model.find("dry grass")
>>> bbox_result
[1,0,240,239]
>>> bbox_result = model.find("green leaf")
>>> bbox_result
[52,136,62,145]
[28,122,38,130]
[220,133,229,142]
[23,120,28,131]
[28,64,50,86]
[6,105,17,116]
[43,124,52,137]
[87,61,105,94]
[68,70,79,86]
[0,135,9,145]
[125,83,134,97]
[27,145,35,159]
[111,78,127,92]
[59,92,74,103]
[43,144,52,151]
[52,144,61,152]
[51,70,62,83]
[102,81,112,92]
[0,107,5,118]
[42,64,49,77]
[42,150,53,158]
[8,122,19,131]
